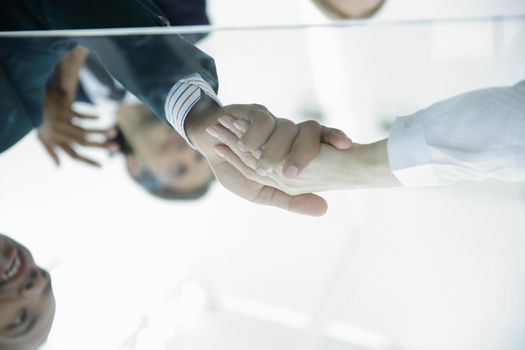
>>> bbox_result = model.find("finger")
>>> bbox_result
[214,145,327,216]
[60,144,101,167]
[321,126,352,150]
[234,119,263,159]
[233,118,249,133]
[48,132,76,145]
[254,187,328,217]
[208,125,258,170]
[214,117,264,160]
[58,122,117,141]
[214,145,267,184]
[41,141,60,166]
[255,118,298,176]
[54,106,77,121]
[229,104,276,152]
[226,118,264,159]
[282,120,322,178]
[218,115,244,139]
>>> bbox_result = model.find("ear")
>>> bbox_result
[126,155,144,179]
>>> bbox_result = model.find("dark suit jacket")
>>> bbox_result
[154,0,209,43]
[0,0,218,153]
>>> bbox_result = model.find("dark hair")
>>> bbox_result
[114,128,213,201]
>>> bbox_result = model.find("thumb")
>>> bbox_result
[321,127,352,150]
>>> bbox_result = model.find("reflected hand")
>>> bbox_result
[208,117,401,195]
[38,87,118,167]
[186,102,352,216]
[211,105,352,178]
[185,99,352,216]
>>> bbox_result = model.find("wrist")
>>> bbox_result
[343,139,401,188]
[184,96,222,149]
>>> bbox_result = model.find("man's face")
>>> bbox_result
[117,105,214,193]
[0,234,55,350]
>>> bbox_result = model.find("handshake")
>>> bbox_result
[185,100,400,216]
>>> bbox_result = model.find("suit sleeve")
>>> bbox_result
[2,0,219,125]
[79,34,218,126]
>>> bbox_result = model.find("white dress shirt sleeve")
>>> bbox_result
[387,80,525,186]
[164,73,222,146]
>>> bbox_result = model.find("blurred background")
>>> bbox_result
[1,1,525,350]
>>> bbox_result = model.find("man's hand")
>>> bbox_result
[207,117,401,195]
[38,46,118,167]
[210,105,352,177]
[38,87,118,167]
[185,102,353,216]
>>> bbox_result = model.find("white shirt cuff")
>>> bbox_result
[164,73,221,146]
[387,113,440,187]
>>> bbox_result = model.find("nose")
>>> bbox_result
[21,268,46,297]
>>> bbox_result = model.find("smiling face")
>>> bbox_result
[117,104,214,196]
[0,234,55,350]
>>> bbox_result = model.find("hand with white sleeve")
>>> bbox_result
[184,99,354,216]
[207,117,400,195]
[207,80,525,197]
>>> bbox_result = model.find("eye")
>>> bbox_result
[7,309,27,330]
[171,165,188,178]
[23,280,34,290]
[23,270,38,290]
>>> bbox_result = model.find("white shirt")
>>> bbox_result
[387,80,525,186]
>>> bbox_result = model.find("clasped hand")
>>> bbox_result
[186,102,353,216]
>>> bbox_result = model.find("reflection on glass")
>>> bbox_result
[0,3,524,350]
[0,234,55,350]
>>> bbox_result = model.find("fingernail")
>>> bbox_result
[214,147,225,158]
[238,141,247,152]
[206,126,219,138]
[284,165,299,178]
[233,120,247,132]
[218,115,234,126]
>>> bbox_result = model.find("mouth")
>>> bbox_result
[0,249,25,286]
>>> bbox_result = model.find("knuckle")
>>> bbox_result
[241,139,260,152]
[279,119,297,133]
[302,120,321,131]
[288,146,315,165]
[256,158,270,169]
[287,155,309,168]
[250,104,274,124]
[250,103,268,112]
[259,151,281,166]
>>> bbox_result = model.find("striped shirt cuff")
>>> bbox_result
[164,73,221,146]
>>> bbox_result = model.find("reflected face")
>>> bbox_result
[117,105,214,193]
[0,234,55,350]
[315,0,385,18]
